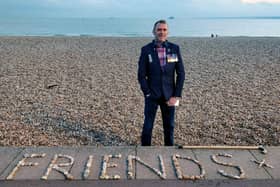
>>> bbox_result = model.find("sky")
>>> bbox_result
[0,0,280,18]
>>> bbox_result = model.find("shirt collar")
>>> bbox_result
[153,39,168,48]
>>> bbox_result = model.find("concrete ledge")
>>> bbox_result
[1,179,280,187]
[0,146,279,181]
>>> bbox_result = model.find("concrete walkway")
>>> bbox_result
[0,146,279,186]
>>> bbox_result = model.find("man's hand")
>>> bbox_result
[167,97,179,106]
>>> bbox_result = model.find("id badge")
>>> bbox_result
[167,54,178,63]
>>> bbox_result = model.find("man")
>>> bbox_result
[138,20,185,146]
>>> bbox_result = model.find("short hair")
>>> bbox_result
[153,20,168,33]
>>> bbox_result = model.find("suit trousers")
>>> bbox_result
[141,96,175,146]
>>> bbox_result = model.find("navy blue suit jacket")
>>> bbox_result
[138,40,185,101]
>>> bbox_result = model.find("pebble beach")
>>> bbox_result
[0,36,279,146]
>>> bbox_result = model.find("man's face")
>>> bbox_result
[154,23,168,42]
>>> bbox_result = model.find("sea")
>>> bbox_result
[0,17,280,37]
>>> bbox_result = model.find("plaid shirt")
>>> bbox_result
[156,46,166,69]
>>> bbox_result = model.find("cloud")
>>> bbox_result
[1,0,280,18]
[45,0,119,6]
[241,0,280,3]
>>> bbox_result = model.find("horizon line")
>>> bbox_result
[1,16,280,19]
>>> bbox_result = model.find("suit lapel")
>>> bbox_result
[150,45,161,69]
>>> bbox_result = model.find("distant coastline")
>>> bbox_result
[0,17,280,37]
[197,16,280,19]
